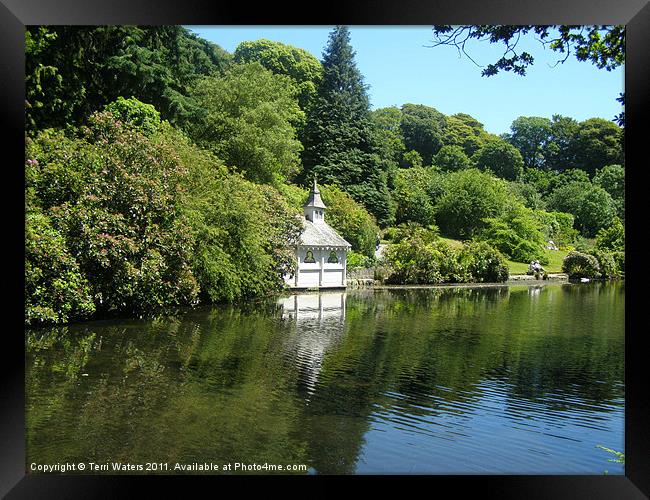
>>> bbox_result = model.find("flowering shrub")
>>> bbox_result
[562,251,602,279]
[26,107,304,324]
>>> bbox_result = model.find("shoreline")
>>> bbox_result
[347,273,570,291]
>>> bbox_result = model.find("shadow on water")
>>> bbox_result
[26,282,624,474]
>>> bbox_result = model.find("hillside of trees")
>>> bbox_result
[25,25,625,326]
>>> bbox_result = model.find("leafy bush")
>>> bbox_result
[534,210,578,249]
[104,96,161,136]
[347,250,374,271]
[508,181,545,210]
[383,226,507,284]
[593,164,624,220]
[591,248,623,279]
[472,138,524,180]
[26,111,306,325]
[480,205,547,263]
[173,125,302,303]
[392,167,438,226]
[27,112,201,318]
[463,241,509,283]
[25,210,95,325]
[595,217,624,252]
[434,145,471,172]
[562,251,601,279]
[382,227,400,242]
[320,185,380,258]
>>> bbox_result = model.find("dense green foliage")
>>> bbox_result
[593,165,625,219]
[595,217,625,253]
[25,25,626,324]
[473,139,524,180]
[320,185,380,258]
[400,104,447,165]
[25,26,231,134]
[25,211,95,325]
[301,26,395,226]
[26,113,201,322]
[481,205,548,263]
[104,97,162,136]
[25,109,302,325]
[546,181,617,237]
[233,39,323,112]
[383,225,508,284]
[435,169,511,238]
[562,251,602,279]
[441,114,492,157]
[190,62,305,184]
[392,167,439,226]
[434,145,472,172]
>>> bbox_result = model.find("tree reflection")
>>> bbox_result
[26,283,624,474]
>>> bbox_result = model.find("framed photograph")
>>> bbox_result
[2,0,648,497]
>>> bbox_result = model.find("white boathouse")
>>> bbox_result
[284,180,351,289]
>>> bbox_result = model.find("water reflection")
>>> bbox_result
[26,283,624,474]
[279,293,346,399]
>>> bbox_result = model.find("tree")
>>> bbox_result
[26,111,201,318]
[431,26,624,76]
[104,97,161,136]
[392,167,438,226]
[573,118,624,175]
[301,26,395,226]
[546,181,617,237]
[25,26,232,134]
[593,164,625,219]
[434,145,472,172]
[480,204,547,263]
[441,114,490,157]
[371,106,406,169]
[400,103,447,165]
[544,114,580,171]
[595,217,624,253]
[508,181,545,210]
[429,26,625,125]
[472,139,524,181]
[435,168,512,238]
[505,116,553,169]
[233,39,323,112]
[320,185,380,258]
[191,62,304,184]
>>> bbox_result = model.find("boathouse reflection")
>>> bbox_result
[278,292,347,399]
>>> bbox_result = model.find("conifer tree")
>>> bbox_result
[301,26,395,226]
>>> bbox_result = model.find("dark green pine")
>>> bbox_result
[302,26,395,226]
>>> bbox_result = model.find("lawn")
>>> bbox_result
[506,248,569,274]
[439,235,569,275]
[382,234,569,275]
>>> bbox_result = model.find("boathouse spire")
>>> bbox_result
[304,176,326,223]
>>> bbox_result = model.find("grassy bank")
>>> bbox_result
[506,248,569,274]
[439,236,569,275]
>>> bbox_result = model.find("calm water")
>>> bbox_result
[26,282,625,474]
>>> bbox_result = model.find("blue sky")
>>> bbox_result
[186,26,624,136]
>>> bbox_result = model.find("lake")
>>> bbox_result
[26,282,625,474]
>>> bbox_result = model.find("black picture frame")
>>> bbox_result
[2,0,648,497]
